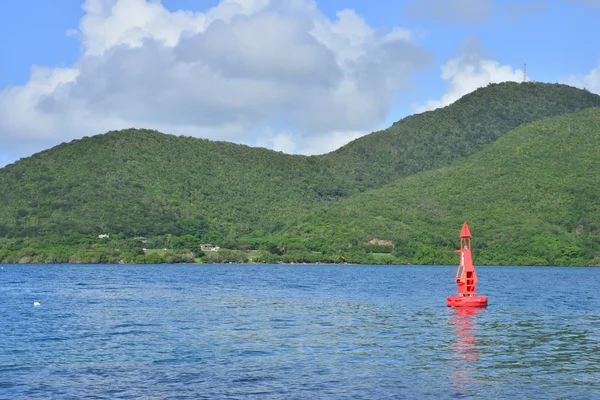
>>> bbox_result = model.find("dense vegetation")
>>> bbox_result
[324,82,600,188]
[264,107,600,266]
[0,82,599,265]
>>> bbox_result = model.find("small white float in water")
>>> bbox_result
[33,302,40,307]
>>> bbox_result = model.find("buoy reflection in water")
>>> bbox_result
[449,307,485,394]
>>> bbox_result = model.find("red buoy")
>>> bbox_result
[447,222,488,307]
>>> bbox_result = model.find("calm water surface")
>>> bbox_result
[1,264,599,399]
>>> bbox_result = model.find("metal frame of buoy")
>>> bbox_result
[447,222,488,307]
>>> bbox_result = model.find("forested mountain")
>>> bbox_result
[0,82,599,265]
[0,130,343,242]
[267,107,600,266]
[323,82,600,189]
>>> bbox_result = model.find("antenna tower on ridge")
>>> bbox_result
[523,63,527,82]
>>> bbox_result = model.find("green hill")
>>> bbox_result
[0,82,599,264]
[268,107,600,266]
[323,82,600,189]
[0,130,344,240]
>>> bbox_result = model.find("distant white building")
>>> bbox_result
[98,234,110,239]
[135,236,149,244]
[201,244,220,251]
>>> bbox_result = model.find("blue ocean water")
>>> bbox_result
[1,264,599,399]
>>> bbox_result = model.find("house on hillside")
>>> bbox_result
[98,234,110,239]
[367,238,394,247]
[200,244,220,251]
[135,236,149,244]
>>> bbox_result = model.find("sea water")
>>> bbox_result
[1,264,599,399]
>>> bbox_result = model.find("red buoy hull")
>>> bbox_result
[447,295,488,307]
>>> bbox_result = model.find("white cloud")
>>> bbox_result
[77,0,272,55]
[296,130,365,154]
[415,43,524,112]
[255,128,365,155]
[254,130,298,153]
[568,60,600,94]
[0,0,431,163]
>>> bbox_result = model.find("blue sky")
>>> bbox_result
[1,0,599,167]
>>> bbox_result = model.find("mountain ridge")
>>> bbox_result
[1,82,599,264]
[271,107,600,266]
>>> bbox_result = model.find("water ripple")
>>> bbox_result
[0,264,599,399]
